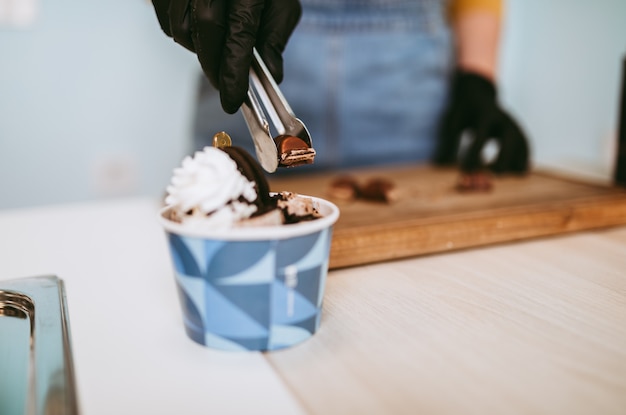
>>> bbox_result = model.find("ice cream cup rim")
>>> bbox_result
[158,194,339,241]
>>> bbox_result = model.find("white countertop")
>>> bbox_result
[1,197,625,414]
[0,198,304,415]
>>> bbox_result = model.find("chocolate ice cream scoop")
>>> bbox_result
[222,146,322,225]
[222,146,273,212]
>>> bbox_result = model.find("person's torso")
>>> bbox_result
[278,0,454,169]
[299,0,450,33]
[194,0,455,170]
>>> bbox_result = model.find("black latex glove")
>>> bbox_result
[434,71,530,174]
[152,0,302,114]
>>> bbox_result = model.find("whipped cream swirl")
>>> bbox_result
[165,147,258,228]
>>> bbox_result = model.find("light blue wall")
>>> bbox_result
[0,0,199,210]
[1,0,625,210]
[500,0,626,176]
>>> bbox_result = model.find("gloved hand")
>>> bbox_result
[152,0,302,114]
[434,71,530,174]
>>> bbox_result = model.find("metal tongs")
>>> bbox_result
[241,49,315,173]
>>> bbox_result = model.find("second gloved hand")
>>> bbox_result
[434,71,530,174]
[152,0,302,114]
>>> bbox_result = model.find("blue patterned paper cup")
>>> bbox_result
[158,196,339,352]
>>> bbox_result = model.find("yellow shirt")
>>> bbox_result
[449,0,502,18]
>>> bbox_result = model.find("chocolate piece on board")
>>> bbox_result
[327,176,359,201]
[359,178,399,203]
[456,171,493,192]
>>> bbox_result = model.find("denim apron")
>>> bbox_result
[193,0,453,171]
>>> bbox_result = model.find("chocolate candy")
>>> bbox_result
[359,178,399,203]
[274,135,316,167]
[327,176,359,201]
[456,171,493,192]
[275,135,307,153]
[326,176,399,203]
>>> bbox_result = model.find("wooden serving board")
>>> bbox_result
[269,165,626,269]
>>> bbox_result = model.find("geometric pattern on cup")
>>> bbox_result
[166,228,332,351]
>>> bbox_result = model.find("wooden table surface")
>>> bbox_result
[267,225,626,415]
[270,165,626,269]
[1,197,625,414]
